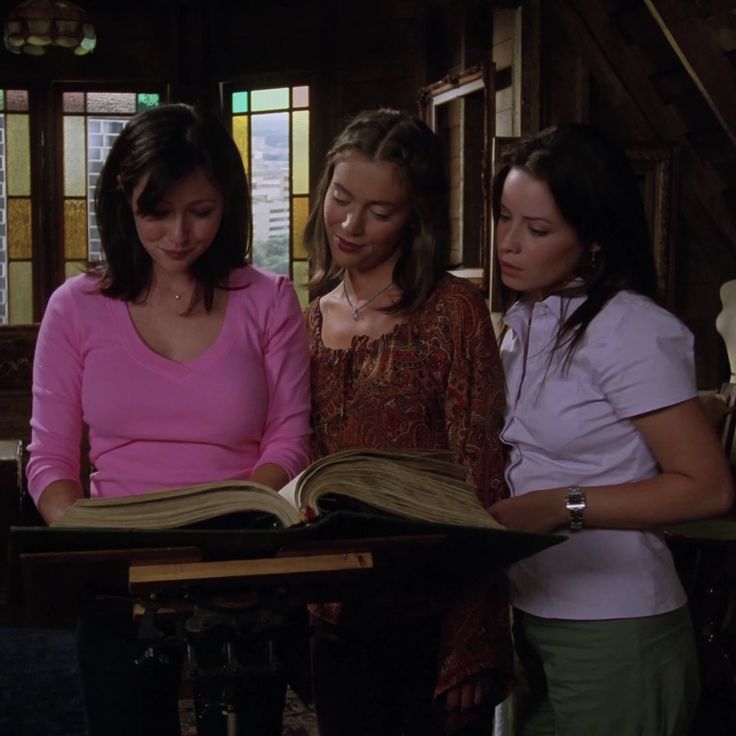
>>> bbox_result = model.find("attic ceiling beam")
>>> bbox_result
[643,0,736,149]
[561,0,736,252]
[563,0,686,137]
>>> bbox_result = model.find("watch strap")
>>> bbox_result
[565,485,586,531]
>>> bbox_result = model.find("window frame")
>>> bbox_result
[221,74,315,307]
[419,61,497,293]
[0,80,170,323]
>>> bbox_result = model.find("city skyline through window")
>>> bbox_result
[231,85,310,306]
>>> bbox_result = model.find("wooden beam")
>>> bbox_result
[563,0,686,138]
[560,0,736,254]
[520,0,541,133]
[643,0,736,149]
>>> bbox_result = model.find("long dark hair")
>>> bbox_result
[91,103,252,311]
[305,108,450,313]
[492,123,657,359]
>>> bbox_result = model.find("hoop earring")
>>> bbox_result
[590,249,599,270]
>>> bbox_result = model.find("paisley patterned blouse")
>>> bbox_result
[305,273,512,700]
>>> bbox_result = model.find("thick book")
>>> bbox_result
[52,448,503,532]
[9,451,566,625]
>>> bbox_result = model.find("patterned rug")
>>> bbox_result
[179,689,318,736]
[282,691,319,736]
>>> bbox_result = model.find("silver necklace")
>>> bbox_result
[154,283,192,301]
[343,280,393,320]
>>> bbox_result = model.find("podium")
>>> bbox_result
[6,511,563,622]
[6,511,563,733]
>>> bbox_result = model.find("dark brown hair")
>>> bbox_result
[493,123,657,359]
[91,103,251,311]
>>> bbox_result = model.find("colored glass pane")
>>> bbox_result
[87,92,136,114]
[0,90,4,111]
[292,110,309,194]
[8,260,32,324]
[292,86,309,108]
[136,93,160,111]
[6,114,30,196]
[64,116,86,197]
[251,88,289,112]
[292,195,309,259]
[250,112,290,274]
[291,260,309,309]
[6,90,28,112]
[7,198,32,259]
[65,261,86,279]
[232,116,250,176]
[63,92,85,113]
[232,91,249,114]
[64,199,87,259]
[230,85,309,286]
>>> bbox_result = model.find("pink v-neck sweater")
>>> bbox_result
[27,266,311,502]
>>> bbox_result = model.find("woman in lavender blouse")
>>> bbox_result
[488,123,734,736]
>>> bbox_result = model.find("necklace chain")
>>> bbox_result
[343,280,393,320]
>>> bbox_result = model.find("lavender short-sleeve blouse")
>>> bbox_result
[501,290,695,620]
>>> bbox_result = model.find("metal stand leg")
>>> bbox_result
[134,593,287,736]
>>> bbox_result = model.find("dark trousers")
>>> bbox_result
[310,614,494,736]
[76,601,286,736]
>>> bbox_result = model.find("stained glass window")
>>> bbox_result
[0,88,164,324]
[231,85,310,306]
[0,89,32,324]
[62,91,160,272]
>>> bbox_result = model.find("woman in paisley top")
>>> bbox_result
[303,108,511,736]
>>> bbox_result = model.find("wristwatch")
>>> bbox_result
[565,486,586,531]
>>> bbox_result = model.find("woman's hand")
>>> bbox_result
[489,399,736,534]
[441,672,497,734]
[249,463,289,491]
[488,488,568,534]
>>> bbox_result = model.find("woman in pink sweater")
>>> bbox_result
[26,103,311,736]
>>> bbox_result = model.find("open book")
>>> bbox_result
[52,448,503,532]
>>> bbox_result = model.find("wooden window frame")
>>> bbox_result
[419,62,496,292]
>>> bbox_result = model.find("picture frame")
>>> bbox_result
[419,62,496,292]
[625,143,679,306]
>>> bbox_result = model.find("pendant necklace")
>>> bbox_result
[343,280,394,320]
[170,285,194,302]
